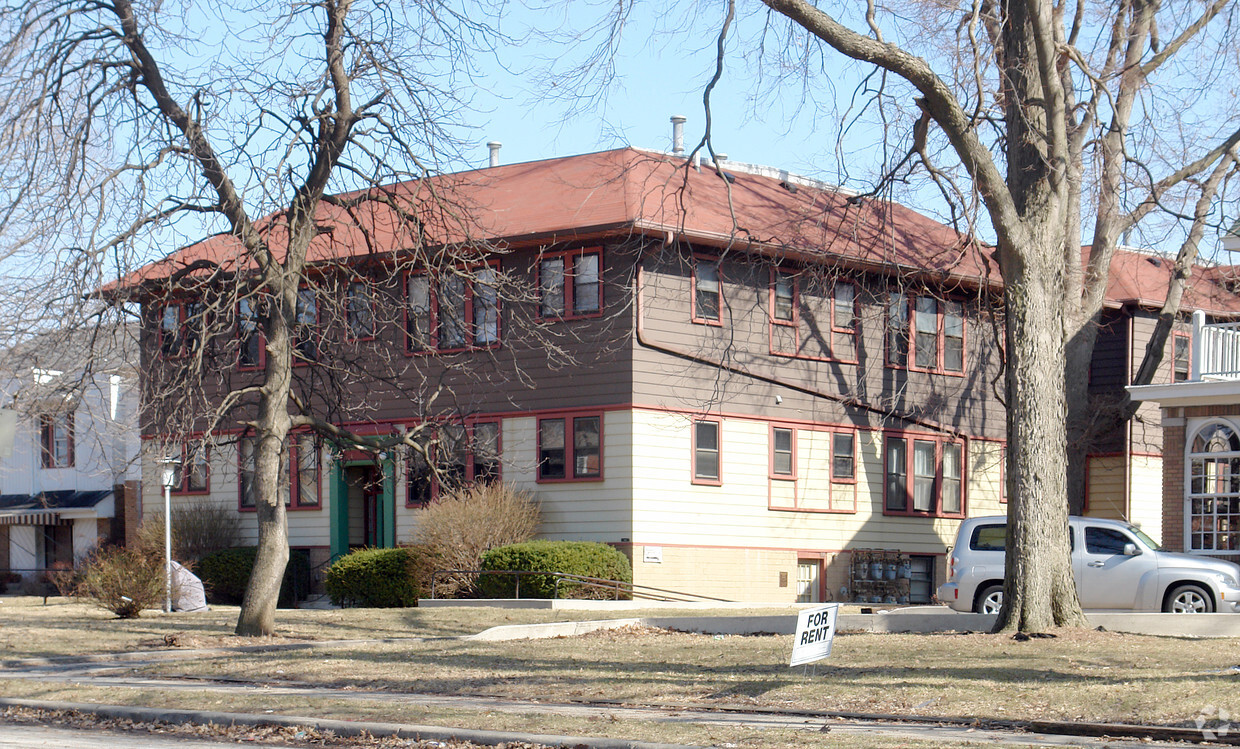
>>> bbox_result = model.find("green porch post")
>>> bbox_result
[380,457,396,548]
[329,457,349,561]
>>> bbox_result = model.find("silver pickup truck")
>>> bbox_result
[938,516,1240,613]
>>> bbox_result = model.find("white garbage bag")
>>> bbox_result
[171,560,209,612]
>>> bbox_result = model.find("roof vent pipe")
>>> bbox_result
[714,153,727,164]
[487,141,502,168]
[670,115,686,156]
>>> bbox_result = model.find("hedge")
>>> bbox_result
[479,540,632,599]
[323,547,423,608]
[196,546,310,607]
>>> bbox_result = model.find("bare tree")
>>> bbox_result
[0,0,600,636]
[738,0,1240,631]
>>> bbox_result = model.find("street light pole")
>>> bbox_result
[158,456,180,614]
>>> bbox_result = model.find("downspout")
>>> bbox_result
[633,249,969,440]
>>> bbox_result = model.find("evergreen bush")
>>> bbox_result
[196,546,308,607]
[323,547,423,608]
[479,540,632,599]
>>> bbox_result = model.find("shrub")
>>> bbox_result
[76,542,164,618]
[144,498,242,562]
[415,482,539,597]
[479,540,632,599]
[196,546,309,607]
[323,547,431,608]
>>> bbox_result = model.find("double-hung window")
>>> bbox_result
[772,272,795,323]
[405,266,501,352]
[538,414,602,481]
[539,249,602,319]
[293,288,319,362]
[171,442,210,494]
[771,427,795,478]
[39,413,73,468]
[832,283,857,361]
[1172,332,1191,382]
[237,297,265,369]
[693,258,721,324]
[693,419,721,483]
[158,302,203,358]
[406,421,502,506]
[346,281,375,340]
[884,433,965,516]
[832,432,855,482]
[888,293,965,373]
[238,435,320,510]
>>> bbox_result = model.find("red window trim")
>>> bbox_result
[769,425,797,480]
[39,413,74,469]
[691,417,723,486]
[881,430,967,518]
[830,282,859,364]
[403,262,502,355]
[536,247,605,321]
[238,435,323,512]
[405,420,503,507]
[171,442,211,495]
[770,268,797,326]
[344,279,378,343]
[691,255,723,326]
[886,292,967,376]
[1171,330,1192,383]
[536,412,604,483]
[830,429,857,485]
[291,287,321,366]
[157,302,202,360]
[236,298,266,371]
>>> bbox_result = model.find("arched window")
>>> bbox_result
[1187,422,1240,552]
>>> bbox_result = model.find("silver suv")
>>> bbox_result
[938,516,1240,614]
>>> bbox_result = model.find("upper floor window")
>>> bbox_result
[39,413,73,468]
[884,433,964,517]
[832,283,857,361]
[346,281,375,340]
[539,249,602,319]
[293,288,320,362]
[772,272,795,323]
[237,297,265,369]
[1172,332,1191,382]
[832,431,855,482]
[538,414,601,481]
[158,302,203,359]
[406,267,501,353]
[171,442,210,494]
[887,293,964,373]
[693,259,721,324]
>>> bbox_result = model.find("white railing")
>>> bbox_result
[1192,309,1240,380]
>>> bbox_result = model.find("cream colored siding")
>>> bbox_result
[1128,455,1163,544]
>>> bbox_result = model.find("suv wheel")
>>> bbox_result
[974,584,1003,614]
[1164,584,1214,613]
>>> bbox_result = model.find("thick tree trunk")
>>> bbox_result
[994,230,1088,633]
[235,283,297,637]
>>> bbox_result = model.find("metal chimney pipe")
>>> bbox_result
[670,115,686,156]
[487,141,502,167]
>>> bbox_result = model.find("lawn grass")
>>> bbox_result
[2,596,1237,746]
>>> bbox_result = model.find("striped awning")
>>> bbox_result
[0,510,62,525]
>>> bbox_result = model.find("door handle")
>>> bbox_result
[1088,561,1106,567]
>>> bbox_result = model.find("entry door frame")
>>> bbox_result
[329,456,396,561]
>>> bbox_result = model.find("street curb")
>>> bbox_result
[0,698,707,749]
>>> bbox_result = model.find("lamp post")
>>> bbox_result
[158,456,180,614]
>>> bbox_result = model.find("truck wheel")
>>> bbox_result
[1164,584,1214,613]
[974,584,1003,614]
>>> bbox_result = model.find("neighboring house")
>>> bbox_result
[120,145,1239,602]
[1129,309,1240,566]
[0,331,141,581]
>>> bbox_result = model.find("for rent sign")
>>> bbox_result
[789,603,838,666]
